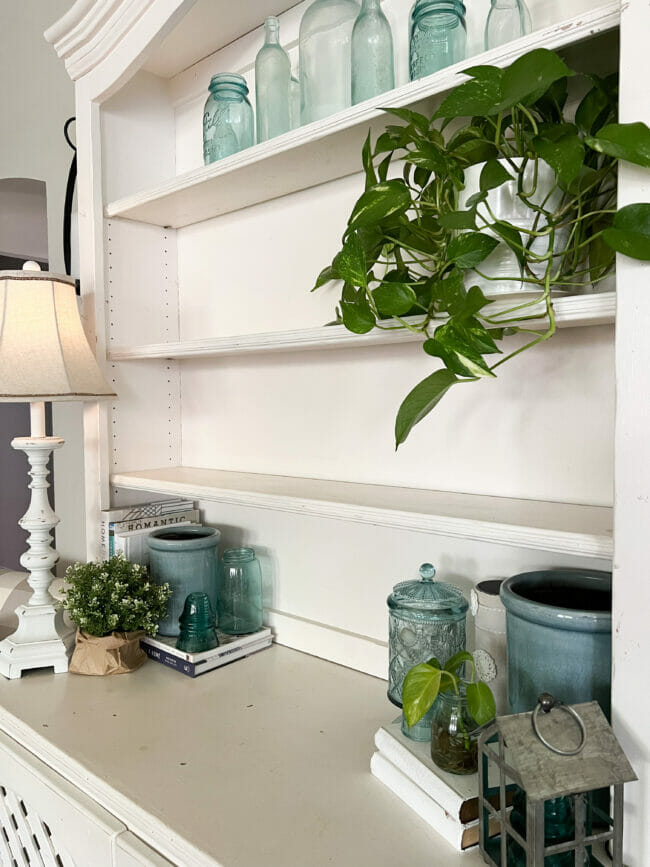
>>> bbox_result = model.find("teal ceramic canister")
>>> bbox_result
[147,525,220,637]
[500,569,612,717]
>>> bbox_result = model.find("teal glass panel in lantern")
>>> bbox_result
[147,525,220,637]
[387,563,468,741]
[485,0,531,50]
[409,0,466,81]
[176,592,219,653]
[299,0,360,124]
[351,0,395,105]
[255,17,291,143]
[203,73,254,165]
[217,547,263,635]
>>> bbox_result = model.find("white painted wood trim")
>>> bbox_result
[104,3,620,228]
[110,466,613,558]
[108,293,615,360]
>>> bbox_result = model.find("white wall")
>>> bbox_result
[0,0,84,571]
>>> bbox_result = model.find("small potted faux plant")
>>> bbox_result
[62,554,172,675]
[402,650,496,774]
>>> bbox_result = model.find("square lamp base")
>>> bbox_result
[0,604,75,679]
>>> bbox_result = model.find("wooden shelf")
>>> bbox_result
[104,3,620,229]
[111,466,613,559]
[109,292,615,361]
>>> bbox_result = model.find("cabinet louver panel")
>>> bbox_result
[0,784,73,867]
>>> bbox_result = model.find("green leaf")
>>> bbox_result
[602,203,650,261]
[424,324,495,378]
[491,221,525,267]
[372,282,417,316]
[575,84,612,136]
[377,153,392,182]
[443,650,474,677]
[333,233,367,288]
[466,681,496,726]
[395,369,460,446]
[414,166,432,188]
[533,133,585,185]
[405,142,447,174]
[447,233,500,269]
[586,122,650,168]
[312,265,336,291]
[499,49,573,110]
[402,663,443,727]
[465,190,488,209]
[347,180,412,232]
[588,223,616,283]
[361,131,377,190]
[382,106,431,135]
[438,210,477,230]
[340,283,376,333]
[435,74,504,119]
[479,159,512,192]
[461,65,504,86]
[534,76,569,123]
[457,317,502,354]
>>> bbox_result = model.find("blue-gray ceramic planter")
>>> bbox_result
[147,525,220,637]
[500,569,611,717]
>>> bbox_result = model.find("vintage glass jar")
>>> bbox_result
[255,17,291,142]
[203,73,254,164]
[409,0,467,81]
[387,563,468,708]
[217,547,263,635]
[430,688,480,774]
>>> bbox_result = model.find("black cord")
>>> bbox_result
[63,117,79,293]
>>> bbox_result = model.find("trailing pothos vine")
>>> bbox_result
[313,49,650,447]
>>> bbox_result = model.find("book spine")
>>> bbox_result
[100,499,195,558]
[193,638,272,673]
[111,509,199,535]
[370,752,469,852]
[141,643,196,677]
[374,728,466,819]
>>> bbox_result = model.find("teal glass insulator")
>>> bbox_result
[203,73,254,165]
[485,0,531,50]
[147,526,220,637]
[351,0,395,104]
[176,592,219,653]
[255,17,291,143]
[299,0,360,124]
[217,547,263,635]
[409,0,467,81]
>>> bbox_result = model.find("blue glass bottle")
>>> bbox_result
[217,547,263,635]
[203,73,254,165]
[351,0,395,104]
[409,0,467,81]
[485,0,531,50]
[255,17,291,143]
[299,0,360,124]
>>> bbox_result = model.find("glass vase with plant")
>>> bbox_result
[313,48,650,447]
[402,650,496,773]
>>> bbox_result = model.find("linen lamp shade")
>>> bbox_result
[0,263,115,401]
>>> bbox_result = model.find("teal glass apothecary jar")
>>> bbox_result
[409,0,467,81]
[387,563,468,740]
[203,73,254,164]
[147,525,220,636]
[217,547,263,635]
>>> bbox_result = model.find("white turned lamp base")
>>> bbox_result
[0,432,76,679]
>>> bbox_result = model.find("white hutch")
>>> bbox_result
[0,0,646,864]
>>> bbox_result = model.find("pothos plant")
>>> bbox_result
[313,48,650,447]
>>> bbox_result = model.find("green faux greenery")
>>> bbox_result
[402,650,496,729]
[314,48,650,447]
[61,554,172,637]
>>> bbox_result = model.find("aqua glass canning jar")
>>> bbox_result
[203,73,254,165]
[409,0,467,81]
[217,547,263,635]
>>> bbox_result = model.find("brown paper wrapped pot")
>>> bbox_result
[69,629,146,675]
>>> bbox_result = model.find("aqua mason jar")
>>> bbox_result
[299,0,360,124]
[147,525,220,637]
[387,563,468,740]
[255,17,291,142]
[485,0,532,50]
[203,73,254,165]
[430,687,480,774]
[351,0,395,105]
[217,547,263,635]
[409,0,467,81]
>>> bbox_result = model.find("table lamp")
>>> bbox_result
[0,261,116,679]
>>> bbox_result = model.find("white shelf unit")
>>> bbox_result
[47,0,650,860]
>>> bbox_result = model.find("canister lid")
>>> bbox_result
[387,563,468,615]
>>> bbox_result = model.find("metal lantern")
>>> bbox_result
[478,694,637,866]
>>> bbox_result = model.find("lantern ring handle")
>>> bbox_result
[531,693,586,756]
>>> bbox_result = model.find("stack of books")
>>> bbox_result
[371,720,501,852]
[141,627,273,677]
[100,498,199,563]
